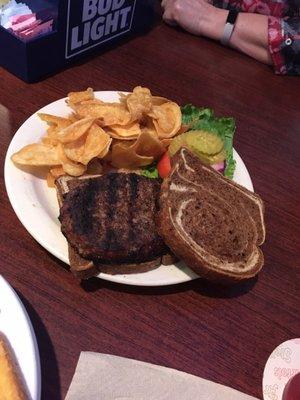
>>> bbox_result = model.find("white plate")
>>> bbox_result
[4,91,254,287]
[0,276,41,400]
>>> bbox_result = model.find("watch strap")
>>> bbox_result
[220,10,239,46]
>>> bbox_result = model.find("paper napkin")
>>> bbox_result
[65,352,259,400]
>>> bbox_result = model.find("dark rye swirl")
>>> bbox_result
[157,148,266,283]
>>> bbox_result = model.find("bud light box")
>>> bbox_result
[0,0,155,82]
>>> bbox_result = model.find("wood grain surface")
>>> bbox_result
[0,4,299,400]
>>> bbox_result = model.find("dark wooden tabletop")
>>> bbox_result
[0,4,299,400]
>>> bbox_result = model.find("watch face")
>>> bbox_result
[227,10,238,24]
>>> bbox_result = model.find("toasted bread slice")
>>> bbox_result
[0,334,28,400]
[157,148,266,283]
[55,174,174,279]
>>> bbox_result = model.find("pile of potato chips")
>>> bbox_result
[11,86,182,187]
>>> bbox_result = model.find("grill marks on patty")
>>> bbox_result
[59,173,168,264]
[128,174,139,242]
[102,173,122,253]
[69,178,107,237]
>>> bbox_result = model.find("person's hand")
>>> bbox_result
[161,0,227,41]
[162,0,273,67]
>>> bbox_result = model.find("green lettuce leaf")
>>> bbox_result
[181,104,213,126]
[181,104,236,179]
[140,164,159,179]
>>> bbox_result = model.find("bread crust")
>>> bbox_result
[68,243,162,278]
[157,148,265,283]
[158,199,264,283]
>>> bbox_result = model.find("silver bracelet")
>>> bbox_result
[220,10,239,46]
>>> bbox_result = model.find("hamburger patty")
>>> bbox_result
[59,173,168,263]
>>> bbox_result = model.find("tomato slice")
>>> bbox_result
[157,152,171,178]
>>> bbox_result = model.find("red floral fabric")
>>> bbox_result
[268,16,286,74]
[213,0,300,75]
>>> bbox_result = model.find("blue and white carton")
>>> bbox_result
[0,0,155,82]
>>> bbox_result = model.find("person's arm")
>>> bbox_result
[162,0,300,74]
[162,0,272,64]
[213,0,300,74]
[216,12,300,73]
[267,16,300,75]
[228,12,272,65]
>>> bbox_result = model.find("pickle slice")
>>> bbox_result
[196,148,227,165]
[168,130,226,165]
[168,132,190,156]
[186,130,224,155]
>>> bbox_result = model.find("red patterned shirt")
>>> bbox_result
[213,0,300,75]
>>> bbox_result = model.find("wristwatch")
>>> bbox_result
[220,10,239,46]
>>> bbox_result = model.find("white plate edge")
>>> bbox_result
[0,275,41,400]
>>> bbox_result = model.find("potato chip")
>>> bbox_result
[109,121,141,138]
[80,124,111,165]
[75,103,131,126]
[67,88,94,105]
[140,117,157,135]
[151,96,169,106]
[38,113,68,125]
[150,102,181,138]
[50,166,65,178]
[62,161,86,177]
[11,86,183,183]
[57,117,94,143]
[63,133,87,163]
[118,92,128,106]
[67,99,104,113]
[11,144,60,166]
[46,172,56,188]
[57,143,86,176]
[46,166,66,188]
[133,131,165,159]
[46,125,58,135]
[41,135,60,147]
[106,131,138,141]
[86,159,104,175]
[67,113,82,123]
[38,113,73,130]
[111,141,153,169]
[63,124,111,165]
[98,138,112,159]
[101,149,113,164]
[126,86,152,121]
[41,124,61,146]
[79,99,104,106]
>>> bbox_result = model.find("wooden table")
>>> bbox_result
[0,4,299,400]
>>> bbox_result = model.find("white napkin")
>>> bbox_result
[0,0,32,28]
[65,352,259,400]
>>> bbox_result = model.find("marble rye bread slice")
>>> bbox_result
[56,173,176,279]
[157,148,266,283]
